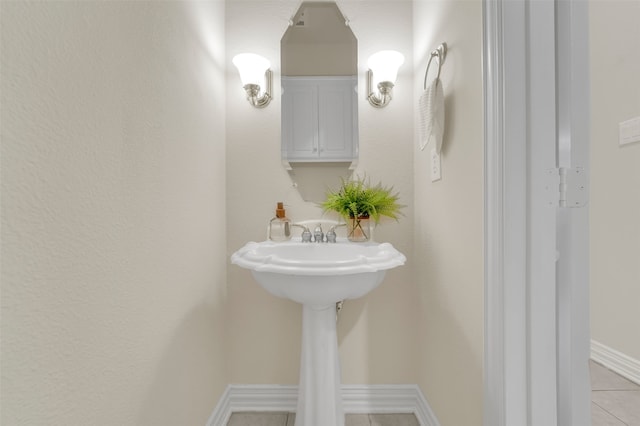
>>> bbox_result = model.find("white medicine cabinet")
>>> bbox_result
[281,76,358,167]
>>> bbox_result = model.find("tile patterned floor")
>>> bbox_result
[227,362,640,426]
[227,413,419,426]
[591,360,640,426]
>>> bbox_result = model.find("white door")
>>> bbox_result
[282,80,319,159]
[317,78,357,160]
[483,0,591,425]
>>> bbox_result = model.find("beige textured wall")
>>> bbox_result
[413,1,484,425]
[589,0,640,361]
[0,2,228,424]
[226,0,417,385]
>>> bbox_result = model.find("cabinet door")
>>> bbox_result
[317,79,357,160]
[282,81,318,159]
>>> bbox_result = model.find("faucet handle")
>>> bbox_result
[326,223,346,243]
[291,223,313,242]
[301,227,312,242]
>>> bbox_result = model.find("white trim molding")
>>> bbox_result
[591,340,640,386]
[483,0,530,424]
[206,384,440,426]
[482,0,507,424]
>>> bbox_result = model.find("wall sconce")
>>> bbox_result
[366,50,405,108]
[232,53,273,108]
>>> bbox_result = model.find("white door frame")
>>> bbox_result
[555,1,591,424]
[483,0,591,425]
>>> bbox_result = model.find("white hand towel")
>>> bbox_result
[418,78,445,153]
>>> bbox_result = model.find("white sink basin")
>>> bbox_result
[231,239,406,306]
[231,238,406,426]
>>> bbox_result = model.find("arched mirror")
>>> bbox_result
[281,2,358,173]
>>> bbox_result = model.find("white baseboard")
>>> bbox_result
[591,340,640,385]
[206,384,440,426]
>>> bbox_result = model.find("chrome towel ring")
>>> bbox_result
[423,43,447,90]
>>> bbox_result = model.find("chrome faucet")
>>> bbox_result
[290,222,345,243]
[291,223,312,242]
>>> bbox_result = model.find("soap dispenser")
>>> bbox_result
[269,202,292,241]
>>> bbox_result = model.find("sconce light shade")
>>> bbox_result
[233,53,270,86]
[232,53,272,108]
[367,50,405,85]
[366,50,405,108]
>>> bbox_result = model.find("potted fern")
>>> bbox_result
[321,176,403,242]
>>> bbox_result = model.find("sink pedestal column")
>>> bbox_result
[295,304,344,426]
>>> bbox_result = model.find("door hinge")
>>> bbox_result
[545,167,587,208]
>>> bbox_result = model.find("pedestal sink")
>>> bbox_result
[231,238,406,426]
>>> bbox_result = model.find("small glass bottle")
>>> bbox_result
[268,202,292,241]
